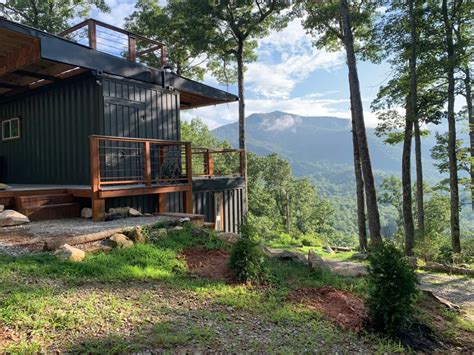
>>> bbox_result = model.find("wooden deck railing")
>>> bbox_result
[192,148,245,178]
[90,135,192,189]
[60,19,166,66]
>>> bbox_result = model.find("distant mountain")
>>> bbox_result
[213,111,442,195]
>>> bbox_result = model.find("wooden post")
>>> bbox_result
[144,141,151,186]
[205,150,214,177]
[90,136,105,221]
[159,194,167,213]
[184,142,193,213]
[128,36,137,61]
[88,20,97,49]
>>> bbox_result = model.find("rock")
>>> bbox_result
[178,217,191,224]
[216,232,240,244]
[0,205,4,212]
[109,233,134,248]
[406,256,418,268]
[308,250,328,270]
[107,207,129,220]
[0,210,30,227]
[151,228,168,239]
[0,183,8,190]
[323,246,335,254]
[54,244,85,262]
[260,246,307,264]
[191,228,211,238]
[128,226,148,244]
[168,226,184,234]
[81,207,92,219]
[331,246,352,252]
[352,252,369,261]
[458,263,469,269]
[128,208,142,217]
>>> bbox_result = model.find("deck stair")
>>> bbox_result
[15,193,80,221]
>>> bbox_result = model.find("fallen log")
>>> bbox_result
[419,263,474,277]
[43,228,124,251]
[330,246,352,252]
[421,289,461,312]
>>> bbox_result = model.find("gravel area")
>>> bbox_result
[0,216,173,255]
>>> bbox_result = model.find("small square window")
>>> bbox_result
[2,118,20,141]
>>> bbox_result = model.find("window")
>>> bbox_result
[2,118,20,141]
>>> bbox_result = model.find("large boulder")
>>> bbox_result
[128,226,148,244]
[216,232,240,245]
[81,208,92,219]
[308,250,328,270]
[55,244,85,262]
[109,233,134,248]
[109,207,130,218]
[0,210,29,227]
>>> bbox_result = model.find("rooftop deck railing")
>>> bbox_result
[59,19,166,67]
[192,148,245,178]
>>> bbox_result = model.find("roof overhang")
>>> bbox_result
[0,18,238,108]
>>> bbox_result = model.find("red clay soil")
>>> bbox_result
[182,248,235,282]
[288,287,367,332]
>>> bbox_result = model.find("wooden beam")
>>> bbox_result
[14,69,60,82]
[0,39,40,76]
[144,141,151,186]
[98,184,191,198]
[0,82,27,90]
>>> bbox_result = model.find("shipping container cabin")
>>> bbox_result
[0,18,244,233]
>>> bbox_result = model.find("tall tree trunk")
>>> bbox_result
[340,0,383,248]
[465,67,474,209]
[403,99,415,256]
[352,120,368,251]
[442,0,461,253]
[285,191,290,233]
[409,0,425,238]
[237,39,248,214]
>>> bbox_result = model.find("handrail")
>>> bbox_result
[59,19,166,66]
[192,147,245,178]
[90,135,192,190]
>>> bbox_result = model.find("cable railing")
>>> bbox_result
[59,19,166,66]
[192,148,245,178]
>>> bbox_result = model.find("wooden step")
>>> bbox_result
[15,194,75,209]
[20,203,81,221]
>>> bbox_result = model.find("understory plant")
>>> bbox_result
[367,243,418,334]
[229,218,267,283]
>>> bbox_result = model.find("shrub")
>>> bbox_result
[367,243,418,334]
[229,219,267,283]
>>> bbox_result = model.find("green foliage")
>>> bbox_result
[0,0,109,33]
[229,220,267,283]
[367,243,418,334]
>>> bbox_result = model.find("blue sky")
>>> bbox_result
[89,0,399,129]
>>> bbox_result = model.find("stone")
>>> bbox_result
[0,183,8,190]
[191,228,211,238]
[178,217,191,224]
[168,226,184,233]
[109,233,134,248]
[108,207,129,219]
[0,210,29,227]
[0,205,4,212]
[308,250,328,270]
[152,228,168,238]
[216,232,240,245]
[128,226,148,244]
[81,208,92,219]
[352,252,369,260]
[260,246,307,264]
[128,208,142,217]
[323,246,335,254]
[55,244,85,262]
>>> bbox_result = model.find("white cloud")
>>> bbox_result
[92,0,136,27]
[262,115,302,132]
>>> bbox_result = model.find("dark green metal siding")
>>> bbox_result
[0,77,100,184]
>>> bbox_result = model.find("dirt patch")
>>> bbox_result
[287,287,367,332]
[182,248,235,282]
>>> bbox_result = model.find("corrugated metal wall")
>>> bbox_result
[99,76,181,213]
[193,187,243,233]
[0,76,99,184]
